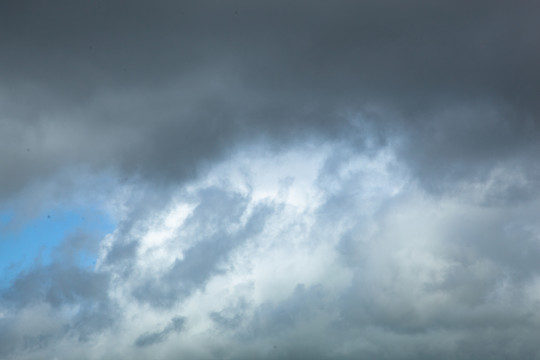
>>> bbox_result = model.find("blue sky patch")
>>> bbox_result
[0,206,115,288]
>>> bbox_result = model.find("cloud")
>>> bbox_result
[134,316,186,347]
[1,0,539,201]
[2,145,538,359]
[0,264,115,356]
[2,1,540,359]
[129,189,273,308]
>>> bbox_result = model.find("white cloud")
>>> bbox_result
[4,141,540,359]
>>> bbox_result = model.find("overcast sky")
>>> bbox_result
[1,1,540,359]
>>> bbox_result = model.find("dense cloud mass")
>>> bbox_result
[1,1,540,359]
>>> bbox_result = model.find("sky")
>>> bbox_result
[1,0,540,359]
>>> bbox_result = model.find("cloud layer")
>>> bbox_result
[1,1,540,359]
[2,0,539,197]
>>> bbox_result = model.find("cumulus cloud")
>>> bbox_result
[1,1,540,359]
[2,145,540,359]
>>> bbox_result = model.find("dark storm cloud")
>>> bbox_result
[1,0,539,200]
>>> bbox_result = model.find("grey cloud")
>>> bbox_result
[103,239,139,267]
[217,151,540,359]
[0,232,115,350]
[1,0,539,200]
[210,298,249,330]
[0,263,115,357]
[2,263,109,308]
[266,155,540,358]
[3,160,540,359]
[66,301,118,342]
[131,188,273,308]
[52,230,102,266]
[0,317,19,358]
[244,284,328,340]
[396,105,540,196]
[101,184,184,273]
[441,208,540,282]
[134,316,186,348]
[3,1,540,359]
